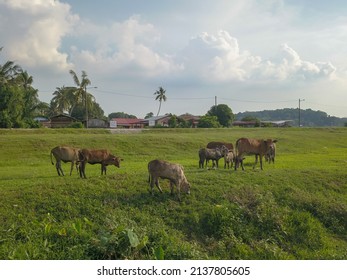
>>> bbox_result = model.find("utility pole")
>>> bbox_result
[298,98,305,127]
[215,96,217,107]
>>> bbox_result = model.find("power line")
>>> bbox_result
[219,97,297,104]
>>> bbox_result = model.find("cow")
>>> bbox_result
[50,146,80,176]
[234,138,278,171]
[256,141,276,164]
[198,147,224,169]
[207,141,234,151]
[223,149,235,169]
[148,159,190,201]
[78,149,123,178]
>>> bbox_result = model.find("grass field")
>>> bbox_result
[0,127,346,260]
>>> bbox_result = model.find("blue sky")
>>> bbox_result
[1,0,346,118]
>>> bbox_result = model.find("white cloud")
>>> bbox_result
[69,16,183,78]
[179,30,336,85]
[0,0,77,71]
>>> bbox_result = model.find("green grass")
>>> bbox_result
[0,127,346,259]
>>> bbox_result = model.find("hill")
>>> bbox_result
[235,108,347,127]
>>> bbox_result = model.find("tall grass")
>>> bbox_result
[0,127,346,259]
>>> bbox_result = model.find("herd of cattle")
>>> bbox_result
[50,137,277,200]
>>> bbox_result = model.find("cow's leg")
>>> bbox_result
[79,161,87,179]
[240,158,245,171]
[155,178,163,193]
[253,155,258,169]
[69,162,74,176]
[260,155,263,170]
[101,164,107,175]
[56,160,64,176]
[169,181,174,195]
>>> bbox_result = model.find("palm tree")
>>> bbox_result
[17,71,33,89]
[51,86,75,115]
[69,70,93,124]
[69,70,91,103]
[154,86,167,116]
[0,47,22,85]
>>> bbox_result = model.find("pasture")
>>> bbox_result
[0,127,346,260]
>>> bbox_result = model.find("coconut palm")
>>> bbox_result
[154,86,167,116]
[51,86,76,115]
[0,47,22,85]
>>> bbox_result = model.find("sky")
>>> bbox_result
[1,0,347,118]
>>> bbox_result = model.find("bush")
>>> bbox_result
[67,122,84,128]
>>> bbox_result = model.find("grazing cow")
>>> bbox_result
[50,146,80,176]
[235,138,278,170]
[78,149,123,178]
[198,147,224,169]
[148,159,190,201]
[207,141,234,151]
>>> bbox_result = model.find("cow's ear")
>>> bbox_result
[273,139,278,143]
[120,158,124,161]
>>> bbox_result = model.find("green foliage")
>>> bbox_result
[197,115,221,128]
[67,122,84,128]
[108,112,137,119]
[207,104,234,127]
[0,128,346,260]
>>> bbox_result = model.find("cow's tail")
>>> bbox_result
[50,151,54,165]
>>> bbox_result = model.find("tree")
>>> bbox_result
[0,85,25,127]
[69,70,92,119]
[0,47,22,85]
[0,49,41,127]
[154,86,167,116]
[145,112,154,119]
[197,115,221,128]
[51,86,76,115]
[207,104,234,127]
[108,112,137,119]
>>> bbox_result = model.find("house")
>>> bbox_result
[110,118,145,129]
[34,117,51,128]
[179,113,200,128]
[50,114,79,128]
[232,120,259,128]
[261,120,293,127]
[146,115,171,127]
[86,118,109,128]
[232,120,293,128]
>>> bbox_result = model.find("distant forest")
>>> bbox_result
[235,108,347,127]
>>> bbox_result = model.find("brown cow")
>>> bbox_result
[235,138,278,170]
[78,149,123,178]
[50,146,80,176]
[256,141,276,164]
[207,141,234,151]
[148,159,190,200]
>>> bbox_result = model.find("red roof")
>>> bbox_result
[111,118,145,125]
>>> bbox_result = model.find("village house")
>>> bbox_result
[50,114,79,128]
[110,118,146,129]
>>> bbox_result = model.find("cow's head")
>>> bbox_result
[107,156,123,168]
[181,180,191,194]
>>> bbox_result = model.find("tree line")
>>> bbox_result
[1,48,236,129]
[236,108,347,127]
[0,48,104,128]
